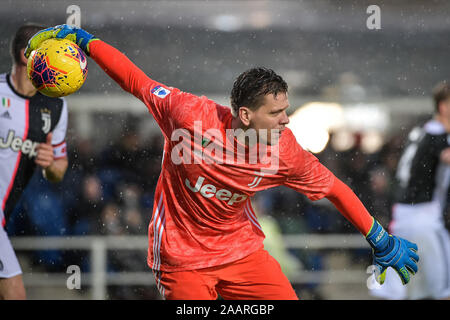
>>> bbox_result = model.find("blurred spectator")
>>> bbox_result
[99,118,141,185]
[117,183,142,211]
[100,202,123,236]
[71,138,98,174]
[69,174,105,235]
[123,207,146,235]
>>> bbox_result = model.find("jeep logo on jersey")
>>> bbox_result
[0,130,38,158]
[185,176,248,205]
[41,110,51,134]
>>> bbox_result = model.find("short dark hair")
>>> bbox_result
[230,67,288,116]
[10,23,45,65]
[432,81,450,113]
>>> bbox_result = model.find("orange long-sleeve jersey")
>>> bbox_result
[89,40,374,272]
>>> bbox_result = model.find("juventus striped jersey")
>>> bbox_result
[395,119,450,209]
[90,40,377,272]
[0,73,68,226]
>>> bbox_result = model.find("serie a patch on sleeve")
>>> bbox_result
[53,141,67,159]
[151,85,171,99]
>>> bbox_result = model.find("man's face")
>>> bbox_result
[247,92,290,145]
[443,98,450,124]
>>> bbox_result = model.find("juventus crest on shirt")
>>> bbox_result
[0,73,68,224]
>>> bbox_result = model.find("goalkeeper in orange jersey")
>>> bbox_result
[25,24,419,300]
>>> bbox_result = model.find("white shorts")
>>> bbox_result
[369,202,450,300]
[0,223,22,278]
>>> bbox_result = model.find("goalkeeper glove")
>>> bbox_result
[366,219,419,285]
[25,24,99,58]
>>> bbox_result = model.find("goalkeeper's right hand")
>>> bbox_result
[24,24,99,58]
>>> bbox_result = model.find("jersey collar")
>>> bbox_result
[6,73,37,100]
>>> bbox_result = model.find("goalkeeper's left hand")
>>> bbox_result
[24,24,99,58]
[366,219,419,285]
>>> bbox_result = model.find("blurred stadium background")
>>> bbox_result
[1,0,449,299]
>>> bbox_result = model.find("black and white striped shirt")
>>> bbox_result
[395,119,450,211]
[0,73,68,225]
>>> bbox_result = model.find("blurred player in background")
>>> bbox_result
[26,25,419,300]
[370,82,450,300]
[0,24,69,299]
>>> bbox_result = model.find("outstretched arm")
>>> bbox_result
[25,24,153,102]
[325,177,419,285]
[325,177,373,235]
[25,25,183,135]
[89,40,150,102]
[281,130,419,285]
